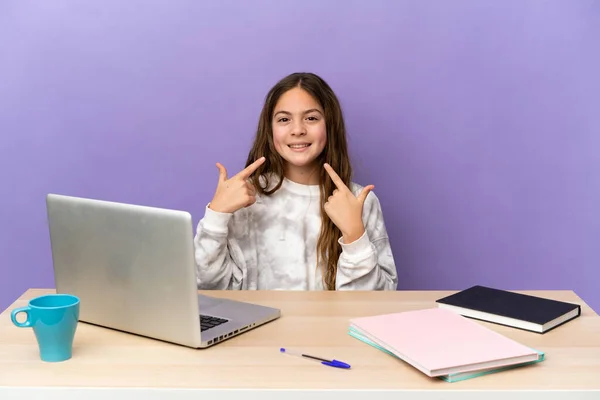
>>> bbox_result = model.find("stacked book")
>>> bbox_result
[348,286,580,383]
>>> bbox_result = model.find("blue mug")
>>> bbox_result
[11,294,80,362]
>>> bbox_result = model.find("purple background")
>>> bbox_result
[1,1,599,312]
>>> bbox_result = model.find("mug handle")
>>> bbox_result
[11,307,32,328]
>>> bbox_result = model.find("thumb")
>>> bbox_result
[357,185,374,204]
[215,162,228,182]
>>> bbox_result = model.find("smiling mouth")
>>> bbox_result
[288,144,311,149]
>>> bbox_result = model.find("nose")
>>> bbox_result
[291,119,306,136]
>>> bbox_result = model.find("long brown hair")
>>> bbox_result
[245,72,352,290]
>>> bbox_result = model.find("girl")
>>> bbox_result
[194,72,397,290]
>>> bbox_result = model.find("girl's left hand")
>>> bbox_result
[323,163,374,244]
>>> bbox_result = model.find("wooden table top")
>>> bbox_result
[1,288,599,391]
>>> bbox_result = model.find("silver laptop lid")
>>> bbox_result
[46,194,202,348]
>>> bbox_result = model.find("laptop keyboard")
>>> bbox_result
[200,314,228,332]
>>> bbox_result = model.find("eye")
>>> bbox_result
[277,117,289,123]
[306,116,319,121]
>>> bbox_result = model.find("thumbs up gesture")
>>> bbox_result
[323,163,374,243]
[208,157,266,214]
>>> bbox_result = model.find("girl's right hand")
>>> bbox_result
[208,157,266,214]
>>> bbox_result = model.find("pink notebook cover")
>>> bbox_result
[350,307,538,376]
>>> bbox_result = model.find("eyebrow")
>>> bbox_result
[274,108,323,117]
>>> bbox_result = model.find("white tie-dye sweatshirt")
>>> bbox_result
[193,175,398,290]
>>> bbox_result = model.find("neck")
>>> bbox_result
[284,163,320,185]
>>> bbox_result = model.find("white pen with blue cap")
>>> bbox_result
[280,347,351,369]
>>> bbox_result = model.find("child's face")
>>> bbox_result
[272,87,327,172]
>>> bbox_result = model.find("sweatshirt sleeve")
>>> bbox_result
[335,191,398,290]
[193,205,246,290]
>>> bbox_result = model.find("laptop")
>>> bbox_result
[45,193,281,348]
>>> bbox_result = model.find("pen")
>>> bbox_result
[280,347,351,369]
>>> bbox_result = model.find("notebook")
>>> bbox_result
[348,327,545,382]
[349,308,540,377]
[436,285,581,333]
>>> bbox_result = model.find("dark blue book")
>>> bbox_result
[436,285,581,334]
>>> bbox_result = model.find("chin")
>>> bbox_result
[284,155,320,168]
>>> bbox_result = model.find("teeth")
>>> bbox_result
[289,144,310,148]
